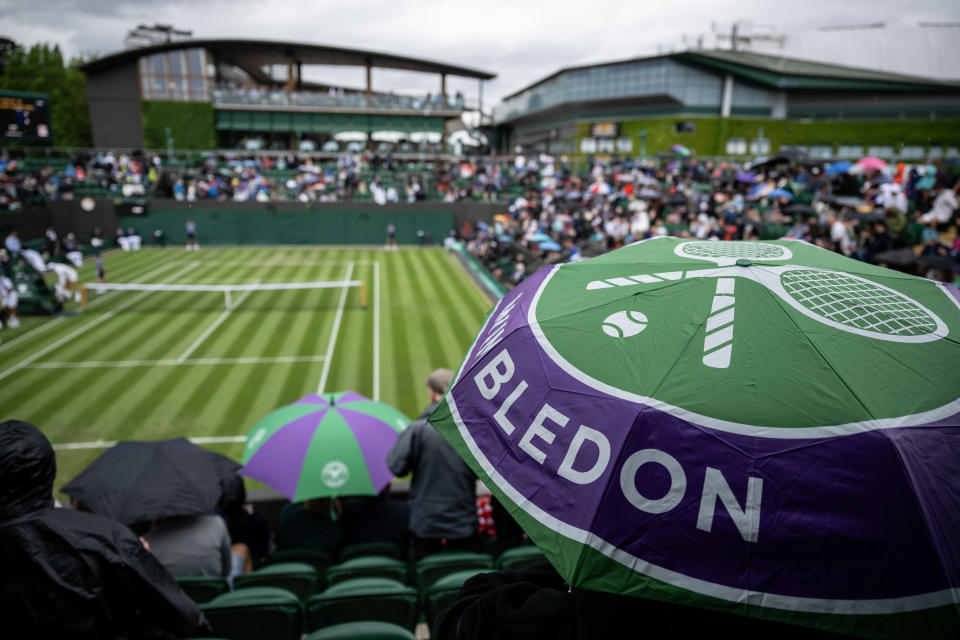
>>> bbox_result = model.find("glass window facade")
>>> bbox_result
[749,139,771,155]
[808,145,833,158]
[897,145,925,158]
[495,58,727,123]
[837,145,865,158]
[725,138,748,155]
[731,82,772,109]
[867,145,895,158]
[140,48,209,101]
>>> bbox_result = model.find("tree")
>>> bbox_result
[0,39,92,147]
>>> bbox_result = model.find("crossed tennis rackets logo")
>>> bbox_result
[586,241,949,369]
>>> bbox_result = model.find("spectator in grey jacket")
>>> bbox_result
[387,369,477,558]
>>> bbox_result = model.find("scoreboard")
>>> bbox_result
[0,91,52,141]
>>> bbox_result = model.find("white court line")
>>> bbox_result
[373,261,381,401]
[0,262,200,384]
[0,260,180,356]
[29,355,327,369]
[316,261,355,393]
[53,434,247,451]
[177,279,260,363]
[176,260,376,267]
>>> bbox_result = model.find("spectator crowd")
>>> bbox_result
[455,153,960,287]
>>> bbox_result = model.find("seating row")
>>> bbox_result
[196,572,476,639]
[176,546,548,640]
[177,545,545,602]
[185,620,416,640]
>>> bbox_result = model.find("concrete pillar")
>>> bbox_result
[441,73,447,105]
[286,60,294,91]
[365,61,372,107]
[720,73,733,118]
[478,79,484,114]
[296,62,302,90]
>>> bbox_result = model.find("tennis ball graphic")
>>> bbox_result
[602,310,648,337]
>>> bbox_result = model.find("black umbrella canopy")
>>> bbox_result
[918,254,960,274]
[62,438,240,526]
[783,203,816,217]
[873,248,918,268]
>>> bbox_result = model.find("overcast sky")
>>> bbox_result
[1,0,958,105]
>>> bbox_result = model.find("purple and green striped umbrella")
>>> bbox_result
[241,391,410,501]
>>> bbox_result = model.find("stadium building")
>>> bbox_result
[492,49,960,159]
[80,39,495,151]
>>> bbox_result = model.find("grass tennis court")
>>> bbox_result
[0,246,492,493]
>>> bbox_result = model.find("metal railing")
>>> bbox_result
[211,87,468,112]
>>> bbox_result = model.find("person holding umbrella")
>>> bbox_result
[386,369,477,559]
[0,420,210,638]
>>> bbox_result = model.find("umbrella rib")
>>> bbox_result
[757,284,879,425]
[111,446,163,523]
[880,432,956,596]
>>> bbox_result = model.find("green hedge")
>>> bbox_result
[576,117,960,157]
[141,100,216,150]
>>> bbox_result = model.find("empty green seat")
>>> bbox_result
[326,556,408,585]
[175,575,230,604]
[200,586,303,640]
[494,545,547,571]
[339,542,404,562]
[425,569,489,625]
[305,621,416,640]
[264,548,332,575]
[305,577,418,632]
[414,551,493,592]
[233,561,319,601]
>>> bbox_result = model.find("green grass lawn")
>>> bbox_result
[0,246,492,495]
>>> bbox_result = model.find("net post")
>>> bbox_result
[360,281,367,309]
[81,284,87,311]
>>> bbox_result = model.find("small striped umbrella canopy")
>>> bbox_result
[241,392,410,501]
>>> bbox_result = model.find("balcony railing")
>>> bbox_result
[211,87,468,112]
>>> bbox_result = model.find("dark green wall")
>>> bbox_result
[141,100,216,150]
[575,117,960,156]
[119,204,454,245]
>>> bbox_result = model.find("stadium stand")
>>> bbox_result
[304,577,419,632]
[414,551,494,592]
[494,545,548,572]
[304,621,416,640]
[232,561,320,602]
[425,569,493,626]
[200,586,304,640]
[325,555,409,585]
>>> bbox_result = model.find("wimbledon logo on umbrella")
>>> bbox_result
[534,239,960,433]
[321,461,349,488]
[439,238,960,621]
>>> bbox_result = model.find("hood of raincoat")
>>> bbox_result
[0,420,56,520]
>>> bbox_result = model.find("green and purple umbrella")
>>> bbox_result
[241,391,410,501]
[430,238,960,638]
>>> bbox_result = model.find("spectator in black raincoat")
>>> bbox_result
[0,420,211,639]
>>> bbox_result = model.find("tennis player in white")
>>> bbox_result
[0,275,18,329]
[47,262,80,302]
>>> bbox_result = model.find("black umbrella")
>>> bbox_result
[63,437,240,525]
[819,195,873,209]
[783,203,816,216]
[873,248,917,268]
[918,254,960,274]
